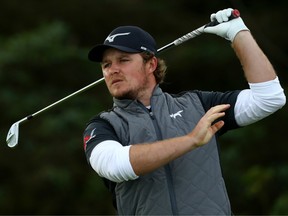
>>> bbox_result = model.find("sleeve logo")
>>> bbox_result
[83,128,96,151]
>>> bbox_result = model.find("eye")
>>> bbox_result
[120,58,130,62]
[101,62,111,69]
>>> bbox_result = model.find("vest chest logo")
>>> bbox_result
[170,110,183,119]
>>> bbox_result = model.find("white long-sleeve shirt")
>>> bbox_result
[89,77,286,182]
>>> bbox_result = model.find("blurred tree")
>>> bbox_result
[0,21,114,214]
[0,0,287,215]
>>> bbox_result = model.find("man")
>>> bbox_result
[83,8,286,215]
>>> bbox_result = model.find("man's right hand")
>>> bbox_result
[188,104,231,147]
[129,104,231,176]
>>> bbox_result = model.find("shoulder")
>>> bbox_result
[190,90,241,111]
[84,112,117,136]
[83,113,120,159]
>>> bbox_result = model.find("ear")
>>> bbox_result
[146,56,158,74]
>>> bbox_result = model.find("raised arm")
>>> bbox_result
[204,8,286,126]
[232,31,276,83]
[204,8,275,83]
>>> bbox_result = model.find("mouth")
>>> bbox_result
[111,78,123,85]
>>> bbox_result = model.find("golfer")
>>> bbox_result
[83,8,286,215]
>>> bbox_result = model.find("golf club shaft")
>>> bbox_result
[19,9,241,122]
[6,9,240,147]
[157,25,205,53]
[158,9,240,52]
[19,27,204,123]
[20,9,241,122]
[29,77,105,120]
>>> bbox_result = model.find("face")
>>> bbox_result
[101,48,156,101]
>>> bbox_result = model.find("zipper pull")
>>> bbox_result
[149,110,155,120]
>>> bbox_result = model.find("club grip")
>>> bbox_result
[205,9,240,27]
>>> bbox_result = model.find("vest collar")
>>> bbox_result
[112,85,162,109]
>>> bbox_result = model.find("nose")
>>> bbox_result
[103,63,120,76]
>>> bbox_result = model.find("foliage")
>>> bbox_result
[0,0,287,215]
[0,20,114,214]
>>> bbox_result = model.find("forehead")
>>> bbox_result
[102,48,139,61]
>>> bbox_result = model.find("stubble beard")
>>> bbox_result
[113,75,149,101]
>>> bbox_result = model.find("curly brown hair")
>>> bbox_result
[141,52,167,84]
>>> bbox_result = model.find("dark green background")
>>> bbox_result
[1,0,287,214]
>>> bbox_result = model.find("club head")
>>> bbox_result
[6,122,20,148]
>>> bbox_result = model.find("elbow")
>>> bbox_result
[273,90,286,110]
[279,92,286,108]
[102,166,126,183]
[270,80,287,110]
[90,143,139,183]
[91,158,127,183]
[98,163,138,183]
[261,91,286,114]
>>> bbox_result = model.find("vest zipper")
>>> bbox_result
[164,165,179,215]
[147,107,179,215]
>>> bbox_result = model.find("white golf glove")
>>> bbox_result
[204,8,249,42]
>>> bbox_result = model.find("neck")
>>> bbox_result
[137,84,157,107]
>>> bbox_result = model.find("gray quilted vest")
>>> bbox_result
[100,86,231,215]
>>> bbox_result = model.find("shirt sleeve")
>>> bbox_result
[83,116,138,183]
[194,90,241,134]
[83,116,120,161]
[234,76,286,126]
[90,141,139,183]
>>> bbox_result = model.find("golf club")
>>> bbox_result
[6,9,240,148]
